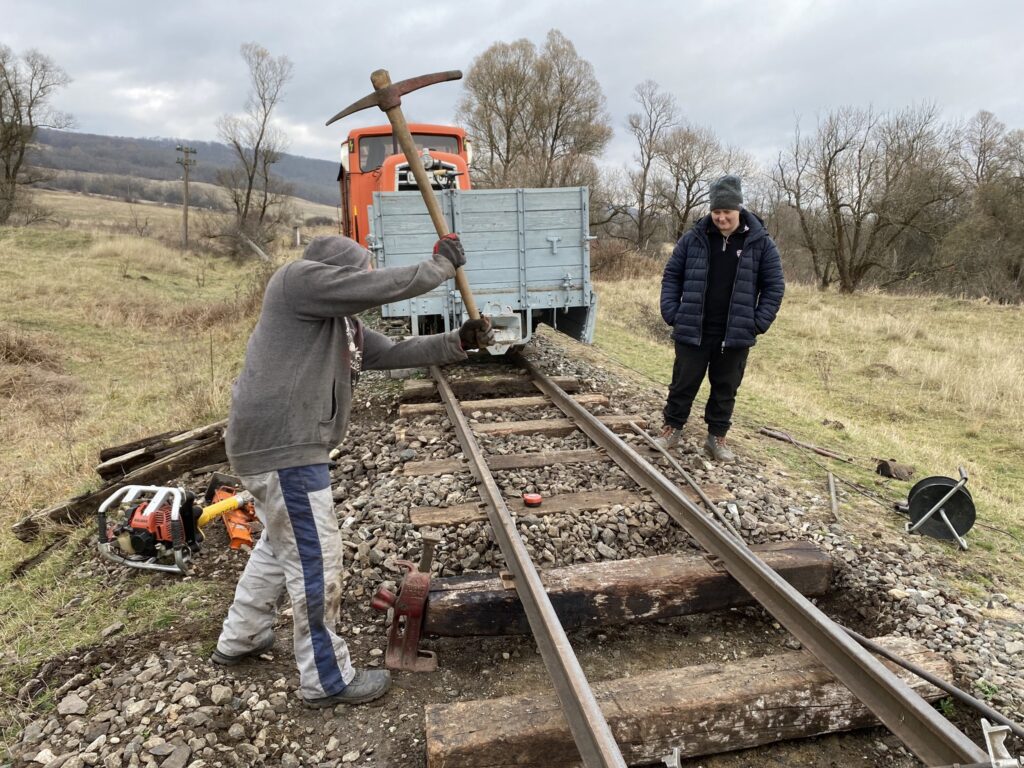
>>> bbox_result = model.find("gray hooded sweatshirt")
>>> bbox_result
[226,236,466,475]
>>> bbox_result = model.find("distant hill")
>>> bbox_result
[31,128,341,207]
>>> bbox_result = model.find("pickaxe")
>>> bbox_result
[327,69,480,320]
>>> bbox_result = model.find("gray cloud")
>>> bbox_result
[5,0,1023,169]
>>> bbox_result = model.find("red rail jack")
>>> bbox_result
[370,531,441,672]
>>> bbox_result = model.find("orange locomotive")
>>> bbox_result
[337,123,471,247]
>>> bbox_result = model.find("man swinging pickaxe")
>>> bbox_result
[327,69,482,324]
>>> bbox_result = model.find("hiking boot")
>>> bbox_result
[704,434,736,463]
[654,425,683,449]
[304,669,392,708]
[210,636,275,666]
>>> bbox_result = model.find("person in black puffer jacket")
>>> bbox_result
[656,175,785,462]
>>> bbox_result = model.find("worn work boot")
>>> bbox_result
[654,424,683,450]
[704,434,737,463]
[304,669,392,708]
[210,636,275,666]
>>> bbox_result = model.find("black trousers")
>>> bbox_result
[663,337,750,437]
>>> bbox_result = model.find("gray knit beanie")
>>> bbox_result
[709,175,743,211]
[302,235,371,270]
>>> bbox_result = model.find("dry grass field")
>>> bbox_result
[29,186,340,242]
[0,193,291,744]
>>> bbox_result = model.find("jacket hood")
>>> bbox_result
[302,235,371,271]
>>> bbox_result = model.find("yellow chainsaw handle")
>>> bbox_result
[197,492,252,529]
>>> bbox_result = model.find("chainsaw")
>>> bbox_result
[97,472,255,575]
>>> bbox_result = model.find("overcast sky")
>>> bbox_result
[5,0,1023,171]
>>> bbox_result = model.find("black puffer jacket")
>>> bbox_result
[659,211,785,347]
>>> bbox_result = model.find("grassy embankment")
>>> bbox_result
[593,274,1024,600]
[0,191,290,747]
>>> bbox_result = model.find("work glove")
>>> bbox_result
[459,316,495,350]
[433,233,466,270]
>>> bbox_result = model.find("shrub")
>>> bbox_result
[590,239,664,281]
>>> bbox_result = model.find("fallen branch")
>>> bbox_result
[240,234,271,262]
[759,426,854,463]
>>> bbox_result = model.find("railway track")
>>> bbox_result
[394,356,989,767]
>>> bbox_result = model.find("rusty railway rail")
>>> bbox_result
[419,358,989,766]
[429,365,627,768]
[513,354,987,767]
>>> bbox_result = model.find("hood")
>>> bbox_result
[302,235,371,271]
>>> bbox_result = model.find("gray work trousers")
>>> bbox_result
[215,464,354,699]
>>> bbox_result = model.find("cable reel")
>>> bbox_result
[905,467,976,550]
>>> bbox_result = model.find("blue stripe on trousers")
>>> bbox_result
[278,464,344,695]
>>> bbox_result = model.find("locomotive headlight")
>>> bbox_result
[421,150,434,170]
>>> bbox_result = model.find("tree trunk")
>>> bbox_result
[0,184,16,225]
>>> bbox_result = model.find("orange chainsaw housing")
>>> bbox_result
[129,501,174,541]
[114,490,201,557]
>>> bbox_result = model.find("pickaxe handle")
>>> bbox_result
[369,69,479,320]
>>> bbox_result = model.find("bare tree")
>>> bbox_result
[774,122,833,287]
[457,30,611,189]
[457,39,534,188]
[940,116,1024,301]
[615,80,677,251]
[773,105,958,292]
[654,124,718,241]
[940,180,1024,301]
[531,31,612,187]
[215,42,294,249]
[1005,128,1024,181]
[0,45,72,224]
[656,123,758,241]
[954,110,1008,187]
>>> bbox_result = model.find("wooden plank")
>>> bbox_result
[98,429,179,462]
[410,488,642,527]
[95,419,228,479]
[399,393,608,418]
[164,418,228,445]
[12,434,226,542]
[423,541,831,636]
[424,635,949,768]
[95,446,151,478]
[400,376,580,402]
[403,449,606,477]
[473,415,643,438]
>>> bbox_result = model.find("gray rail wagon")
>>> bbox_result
[368,187,598,354]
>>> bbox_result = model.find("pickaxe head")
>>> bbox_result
[325,69,462,126]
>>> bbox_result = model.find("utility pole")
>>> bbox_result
[176,145,197,250]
